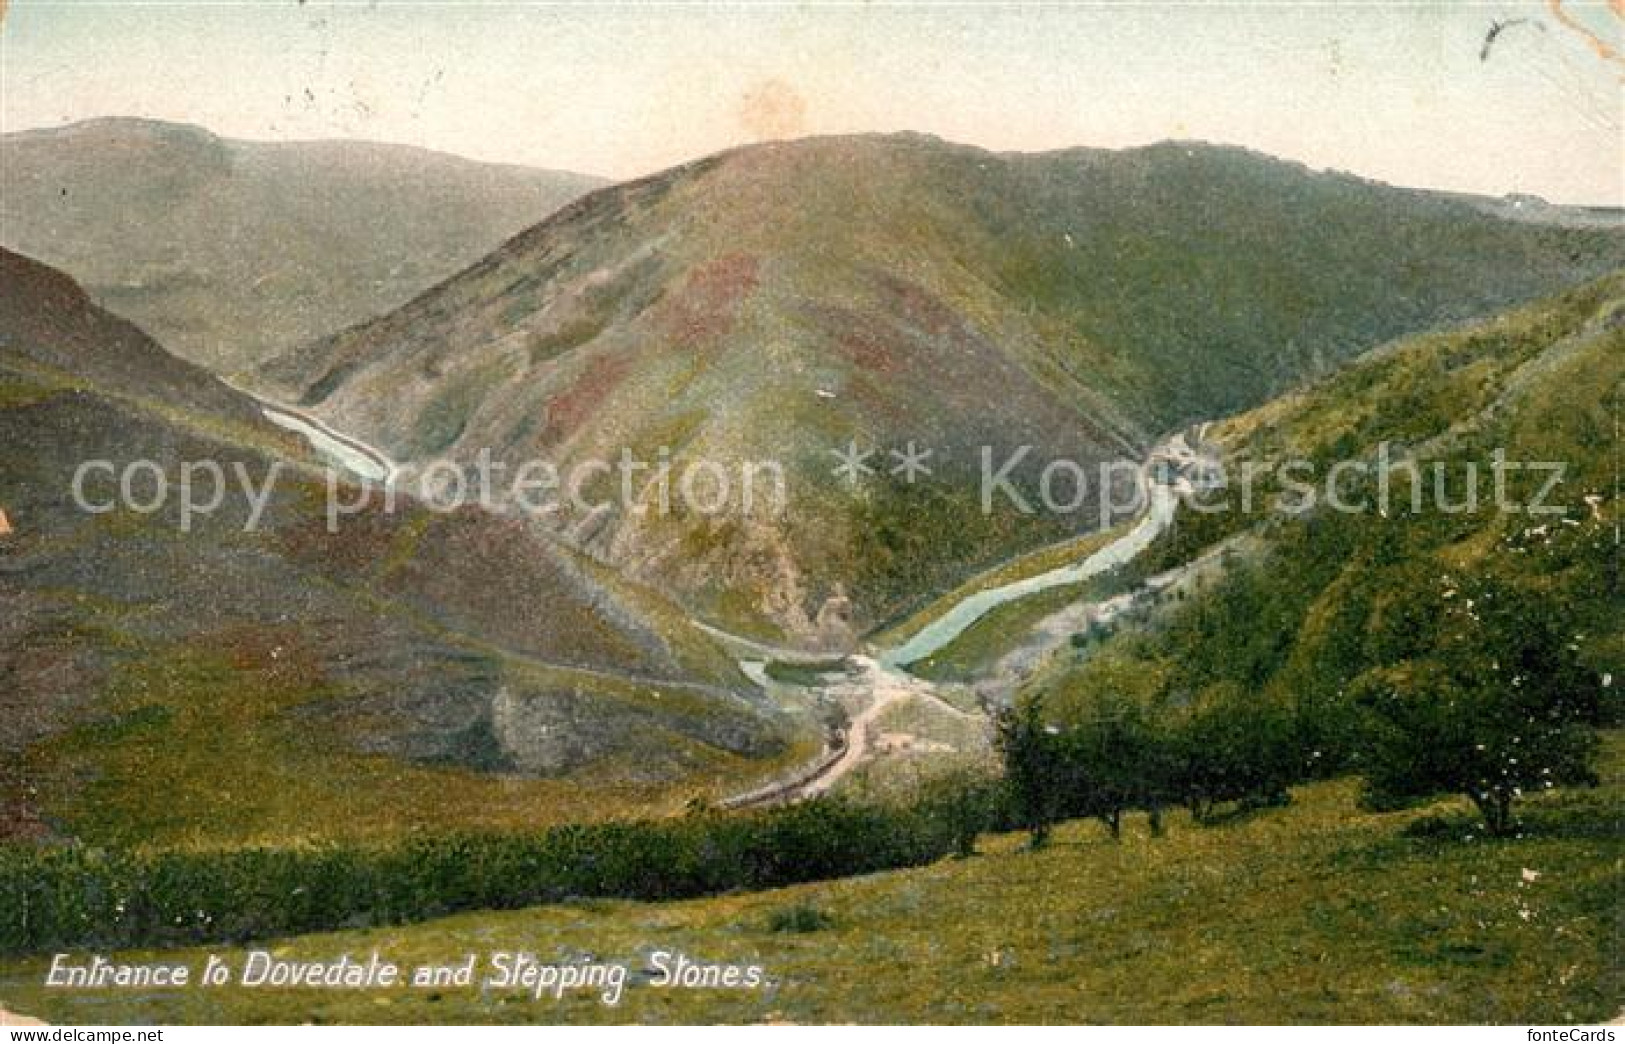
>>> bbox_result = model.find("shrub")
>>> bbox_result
[766,903,834,934]
[914,770,1011,857]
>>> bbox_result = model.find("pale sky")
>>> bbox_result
[2,1,1621,203]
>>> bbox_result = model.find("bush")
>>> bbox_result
[1168,682,1297,823]
[1400,814,1460,839]
[914,770,1013,857]
[766,903,835,933]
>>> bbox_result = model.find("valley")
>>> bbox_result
[0,247,812,846]
[716,269,1625,805]
[245,389,397,486]
[6,120,1623,840]
[711,430,1210,803]
[3,117,1621,1026]
[263,133,1625,644]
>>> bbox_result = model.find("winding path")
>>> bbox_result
[795,659,941,798]
[721,657,945,807]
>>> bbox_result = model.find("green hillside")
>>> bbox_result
[1024,271,1623,762]
[0,249,806,848]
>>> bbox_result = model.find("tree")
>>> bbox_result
[917,770,1004,858]
[1167,682,1296,823]
[1353,574,1601,836]
[1056,695,1169,839]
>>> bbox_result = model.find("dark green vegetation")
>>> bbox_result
[0,249,803,846]
[997,581,1599,847]
[1352,573,1602,835]
[762,659,848,686]
[0,796,979,956]
[1018,272,1624,839]
[268,133,1624,642]
[0,119,601,373]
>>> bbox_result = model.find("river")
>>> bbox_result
[227,380,397,484]
[726,432,1211,803]
[879,484,1178,669]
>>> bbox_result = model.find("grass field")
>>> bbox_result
[5,734,1618,1025]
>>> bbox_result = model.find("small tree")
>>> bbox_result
[995,698,1066,849]
[1168,682,1297,823]
[1354,575,1600,836]
[917,770,1002,858]
[1057,695,1167,839]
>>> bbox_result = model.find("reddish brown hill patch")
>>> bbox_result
[657,253,761,347]
[542,349,632,445]
[879,273,960,339]
[214,624,325,690]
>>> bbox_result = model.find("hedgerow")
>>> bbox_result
[0,794,981,955]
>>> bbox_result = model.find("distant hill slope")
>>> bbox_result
[269,134,1625,642]
[0,249,793,846]
[0,119,603,373]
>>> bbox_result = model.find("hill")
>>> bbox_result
[0,249,261,428]
[267,134,1625,644]
[0,249,801,847]
[0,119,602,373]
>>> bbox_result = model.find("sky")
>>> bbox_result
[1,1,1621,204]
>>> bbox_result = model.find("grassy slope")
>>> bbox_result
[913,272,1624,697]
[18,640,818,850]
[1138,270,1623,580]
[1022,271,1624,723]
[2,378,812,849]
[4,734,1618,1024]
[1,253,806,847]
